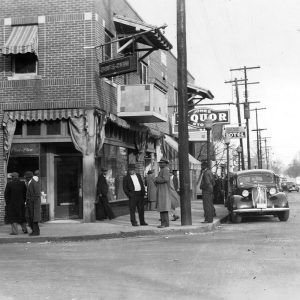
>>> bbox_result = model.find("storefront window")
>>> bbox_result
[98,144,128,201]
[27,121,41,135]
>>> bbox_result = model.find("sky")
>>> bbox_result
[128,0,300,167]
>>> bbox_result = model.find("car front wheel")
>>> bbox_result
[278,210,289,222]
[230,212,242,223]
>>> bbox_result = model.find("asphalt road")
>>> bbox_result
[0,192,299,300]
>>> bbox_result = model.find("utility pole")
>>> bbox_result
[177,0,192,225]
[230,66,260,169]
[262,137,271,169]
[251,107,266,169]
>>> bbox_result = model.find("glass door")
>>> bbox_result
[54,156,82,219]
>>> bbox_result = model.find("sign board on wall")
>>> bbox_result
[172,107,230,141]
[10,143,40,156]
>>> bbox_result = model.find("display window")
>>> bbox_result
[98,144,129,201]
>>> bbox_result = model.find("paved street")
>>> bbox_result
[0,193,299,300]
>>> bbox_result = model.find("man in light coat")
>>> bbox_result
[145,170,157,210]
[155,158,171,228]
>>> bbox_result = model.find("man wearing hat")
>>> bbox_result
[96,168,115,220]
[145,170,157,210]
[24,171,41,236]
[199,161,215,223]
[155,158,171,228]
[123,164,148,226]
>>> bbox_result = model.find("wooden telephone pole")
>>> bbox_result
[177,0,192,225]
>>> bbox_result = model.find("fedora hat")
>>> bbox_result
[158,157,169,164]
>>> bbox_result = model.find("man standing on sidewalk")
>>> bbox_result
[4,172,28,235]
[24,171,41,236]
[123,164,148,227]
[198,161,215,223]
[155,158,171,228]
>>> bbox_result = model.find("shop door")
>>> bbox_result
[54,156,82,219]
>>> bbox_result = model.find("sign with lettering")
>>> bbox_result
[174,108,230,128]
[10,143,40,156]
[99,54,137,78]
[223,125,247,139]
[172,108,230,141]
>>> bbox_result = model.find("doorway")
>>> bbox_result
[54,156,82,219]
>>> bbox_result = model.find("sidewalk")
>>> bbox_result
[0,200,228,244]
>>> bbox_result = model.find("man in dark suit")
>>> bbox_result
[96,168,115,220]
[4,172,28,235]
[24,171,41,236]
[123,164,148,226]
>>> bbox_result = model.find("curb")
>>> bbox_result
[0,216,227,244]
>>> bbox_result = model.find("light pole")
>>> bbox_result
[236,145,242,171]
[225,135,231,203]
[204,118,213,169]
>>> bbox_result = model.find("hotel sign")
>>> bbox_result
[223,125,247,139]
[99,54,137,78]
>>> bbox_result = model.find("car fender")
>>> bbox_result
[270,192,289,207]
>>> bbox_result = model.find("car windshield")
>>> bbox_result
[238,173,274,186]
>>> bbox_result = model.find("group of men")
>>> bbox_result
[96,157,181,228]
[5,171,41,236]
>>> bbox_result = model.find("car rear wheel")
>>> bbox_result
[230,212,242,223]
[278,210,289,222]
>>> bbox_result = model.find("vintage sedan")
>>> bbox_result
[227,169,289,223]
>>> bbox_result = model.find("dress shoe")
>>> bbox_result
[22,230,28,234]
[132,223,139,227]
[140,223,148,226]
[157,225,169,228]
[171,215,180,221]
[9,233,18,235]
[29,232,40,236]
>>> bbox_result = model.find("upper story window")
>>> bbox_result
[140,61,148,84]
[174,89,178,112]
[14,53,37,74]
[1,25,38,78]
[104,29,113,61]
[161,51,167,66]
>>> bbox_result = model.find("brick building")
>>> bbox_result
[0,0,212,223]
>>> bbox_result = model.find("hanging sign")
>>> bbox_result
[223,125,247,139]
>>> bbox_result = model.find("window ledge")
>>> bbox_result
[8,74,42,81]
[103,77,117,87]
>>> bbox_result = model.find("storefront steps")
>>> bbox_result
[0,201,228,244]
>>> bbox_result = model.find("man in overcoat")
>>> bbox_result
[123,164,148,226]
[155,158,171,228]
[199,161,215,223]
[96,168,115,220]
[4,172,28,235]
[24,171,41,236]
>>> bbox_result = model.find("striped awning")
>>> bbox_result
[3,109,85,124]
[2,25,38,55]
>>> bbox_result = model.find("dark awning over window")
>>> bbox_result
[113,14,172,51]
[1,25,38,55]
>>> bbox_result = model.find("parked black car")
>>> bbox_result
[227,169,289,223]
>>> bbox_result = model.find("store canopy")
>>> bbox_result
[1,25,38,55]
[187,83,214,100]
[113,14,172,59]
[163,134,201,169]
[3,108,85,123]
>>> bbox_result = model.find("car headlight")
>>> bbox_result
[242,190,249,197]
[269,187,276,195]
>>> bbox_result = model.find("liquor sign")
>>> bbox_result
[99,54,137,78]
[173,108,230,141]
[223,125,247,139]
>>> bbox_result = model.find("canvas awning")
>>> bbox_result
[163,134,201,169]
[3,108,85,123]
[113,14,172,56]
[1,25,38,55]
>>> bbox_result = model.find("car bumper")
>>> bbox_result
[233,208,289,213]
